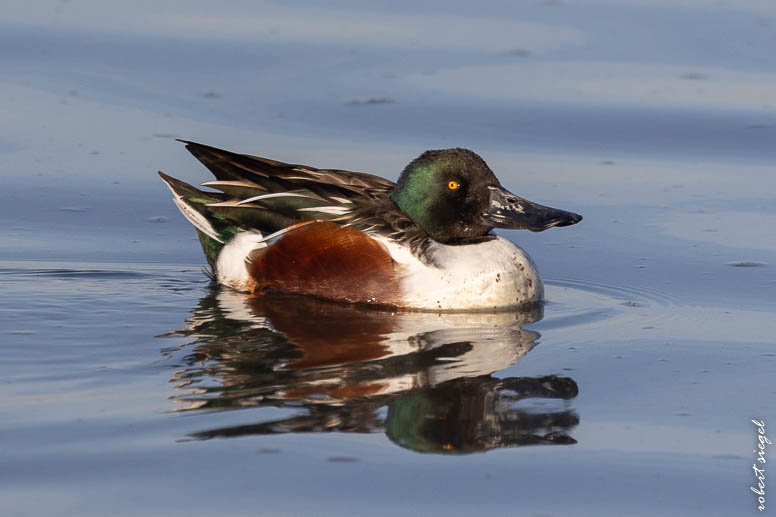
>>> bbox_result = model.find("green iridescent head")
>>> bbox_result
[390,148,582,245]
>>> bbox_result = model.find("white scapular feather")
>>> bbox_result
[237,192,310,206]
[297,206,351,215]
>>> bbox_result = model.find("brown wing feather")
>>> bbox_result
[245,221,400,305]
[179,140,395,192]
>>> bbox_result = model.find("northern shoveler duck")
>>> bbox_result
[159,141,581,310]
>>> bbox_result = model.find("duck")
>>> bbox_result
[159,141,581,311]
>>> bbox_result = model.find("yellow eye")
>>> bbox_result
[448,181,459,190]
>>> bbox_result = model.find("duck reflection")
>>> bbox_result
[165,289,579,454]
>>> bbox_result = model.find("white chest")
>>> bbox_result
[375,236,543,310]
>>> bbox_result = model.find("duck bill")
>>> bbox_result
[482,186,582,232]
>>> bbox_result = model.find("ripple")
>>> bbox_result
[537,277,682,332]
[547,276,682,306]
[728,261,767,267]
[0,268,150,279]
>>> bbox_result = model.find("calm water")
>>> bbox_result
[2,1,776,516]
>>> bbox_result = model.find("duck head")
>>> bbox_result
[390,148,582,245]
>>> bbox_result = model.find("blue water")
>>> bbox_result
[2,1,776,516]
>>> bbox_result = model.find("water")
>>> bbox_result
[2,1,776,516]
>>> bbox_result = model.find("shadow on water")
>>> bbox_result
[163,289,580,454]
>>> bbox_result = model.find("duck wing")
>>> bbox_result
[161,142,433,267]
[182,139,393,216]
[171,141,420,238]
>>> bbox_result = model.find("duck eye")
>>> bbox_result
[448,181,459,190]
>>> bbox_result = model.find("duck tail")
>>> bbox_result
[158,171,238,269]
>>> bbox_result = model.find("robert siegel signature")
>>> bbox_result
[751,419,771,512]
